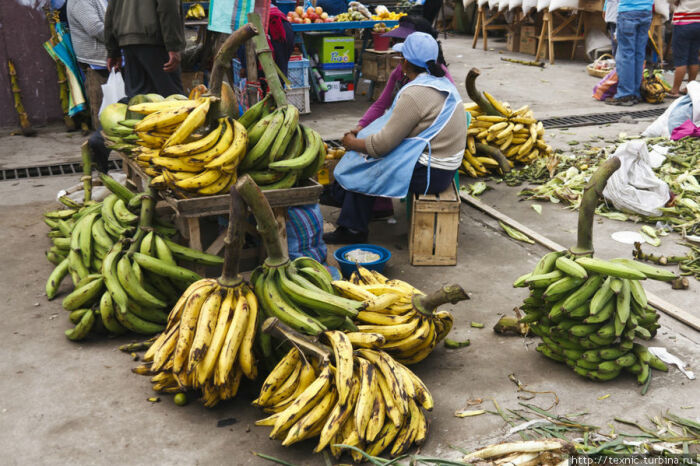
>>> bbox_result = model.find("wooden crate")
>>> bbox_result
[361,49,400,82]
[409,181,460,266]
[116,152,323,271]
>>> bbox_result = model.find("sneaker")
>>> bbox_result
[605,96,636,106]
[322,226,368,244]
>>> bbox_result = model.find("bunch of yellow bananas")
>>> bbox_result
[185,3,207,20]
[254,332,433,460]
[237,96,327,190]
[122,96,247,197]
[462,94,553,178]
[332,266,467,365]
[136,278,259,407]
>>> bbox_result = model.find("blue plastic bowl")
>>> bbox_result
[333,244,391,279]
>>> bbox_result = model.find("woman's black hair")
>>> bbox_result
[425,59,446,77]
[399,15,447,66]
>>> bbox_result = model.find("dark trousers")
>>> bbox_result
[331,163,456,233]
[423,0,443,25]
[122,45,184,98]
[79,65,108,130]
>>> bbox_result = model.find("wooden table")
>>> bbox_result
[535,9,584,64]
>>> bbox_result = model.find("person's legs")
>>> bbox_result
[422,0,443,25]
[88,130,111,173]
[687,24,700,84]
[408,164,456,195]
[132,45,185,96]
[121,46,150,98]
[672,66,688,95]
[81,66,108,129]
[671,23,692,95]
[689,65,699,82]
[632,11,652,99]
[607,22,617,56]
[613,12,637,100]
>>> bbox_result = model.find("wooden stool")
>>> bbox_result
[472,7,508,51]
[409,181,461,266]
[534,9,584,64]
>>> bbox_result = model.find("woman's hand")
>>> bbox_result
[350,125,363,135]
[342,132,367,153]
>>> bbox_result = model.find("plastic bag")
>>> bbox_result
[602,140,670,217]
[98,70,126,116]
[521,0,537,13]
[592,69,617,101]
[653,0,670,21]
[536,0,550,12]
[548,0,577,11]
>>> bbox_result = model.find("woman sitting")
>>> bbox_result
[323,32,467,244]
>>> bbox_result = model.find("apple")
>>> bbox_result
[295,6,304,15]
[325,17,334,22]
[304,18,311,23]
[314,18,323,23]
[306,7,315,15]
[308,12,318,20]
[315,6,323,14]
[321,12,329,19]
[294,17,303,23]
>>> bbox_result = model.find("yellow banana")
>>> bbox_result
[345,332,386,349]
[238,288,258,380]
[129,99,198,114]
[315,377,359,452]
[151,156,204,172]
[134,106,192,132]
[254,348,301,407]
[174,169,222,191]
[365,396,386,442]
[382,316,432,353]
[354,358,377,441]
[214,289,250,386]
[205,119,248,168]
[160,118,224,157]
[195,288,235,386]
[325,331,353,405]
[282,390,337,446]
[197,171,233,196]
[265,359,302,407]
[172,284,214,374]
[186,288,223,377]
[164,98,211,147]
[268,361,316,413]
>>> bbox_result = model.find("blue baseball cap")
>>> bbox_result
[392,32,438,69]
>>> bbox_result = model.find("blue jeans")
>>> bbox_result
[614,10,652,99]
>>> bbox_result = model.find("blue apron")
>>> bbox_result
[334,73,465,199]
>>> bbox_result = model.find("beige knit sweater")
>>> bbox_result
[365,82,466,168]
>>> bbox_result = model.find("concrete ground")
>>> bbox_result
[0,34,697,465]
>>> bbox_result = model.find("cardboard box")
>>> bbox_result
[579,0,604,12]
[362,49,400,82]
[311,36,354,66]
[321,80,354,102]
[180,71,204,95]
[519,25,537,55]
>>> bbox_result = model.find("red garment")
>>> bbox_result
[268,6,288,43]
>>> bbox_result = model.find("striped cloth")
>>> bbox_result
[673,0,700,23]
[286,205,327,264]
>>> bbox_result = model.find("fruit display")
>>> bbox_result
[461,68,552,178]
[102,88,243,197]
[134,189,259,407]
[287,6,333,24]
[332,267,468,364]
[254,320,434,460]
[185,3,207,20]
[371,5,406,21]
[235,174,364,338]
[334,1,372,21]
[237,95,326,190]
[514,158,677,387]
[44,174,223,340]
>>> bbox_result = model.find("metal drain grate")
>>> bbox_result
[540,108,667,129]
[0,159,122,181]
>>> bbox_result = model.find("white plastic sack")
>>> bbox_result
[463,0,476,7]
[508,0,523,11]
[98,70,126,116]
[521,0,538,13]
[477,0,490,8]
[602,141,670,217]
[642,80,700,138]
[536,0,550,12]
[488,0,500,10]
[548,0,578,12]
[585,25,612,59]
[654,0,670,20]
[499,0,509,12]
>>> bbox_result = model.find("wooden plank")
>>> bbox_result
[187,217,203,251]
[412,255,458,266]
[434,211,458,265]
[414,203,460,213]
[410,211,437,265]
[205,229,228,256]
[459,191,700,331]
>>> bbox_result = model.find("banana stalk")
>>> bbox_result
[235,174,288,266]
[262,317,332,360]
[248,13,288,108]
[81,142,92,203]
[126,181,155,256]
[475,143,511,174]
[464,68,500,117]
[208,23,258,97]
[570,157,621,256]
[218,186,245,287]
[7,60,36,137]
[412,285,469,317]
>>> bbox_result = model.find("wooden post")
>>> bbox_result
[472,8,482,49]
[245,40,260,107]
